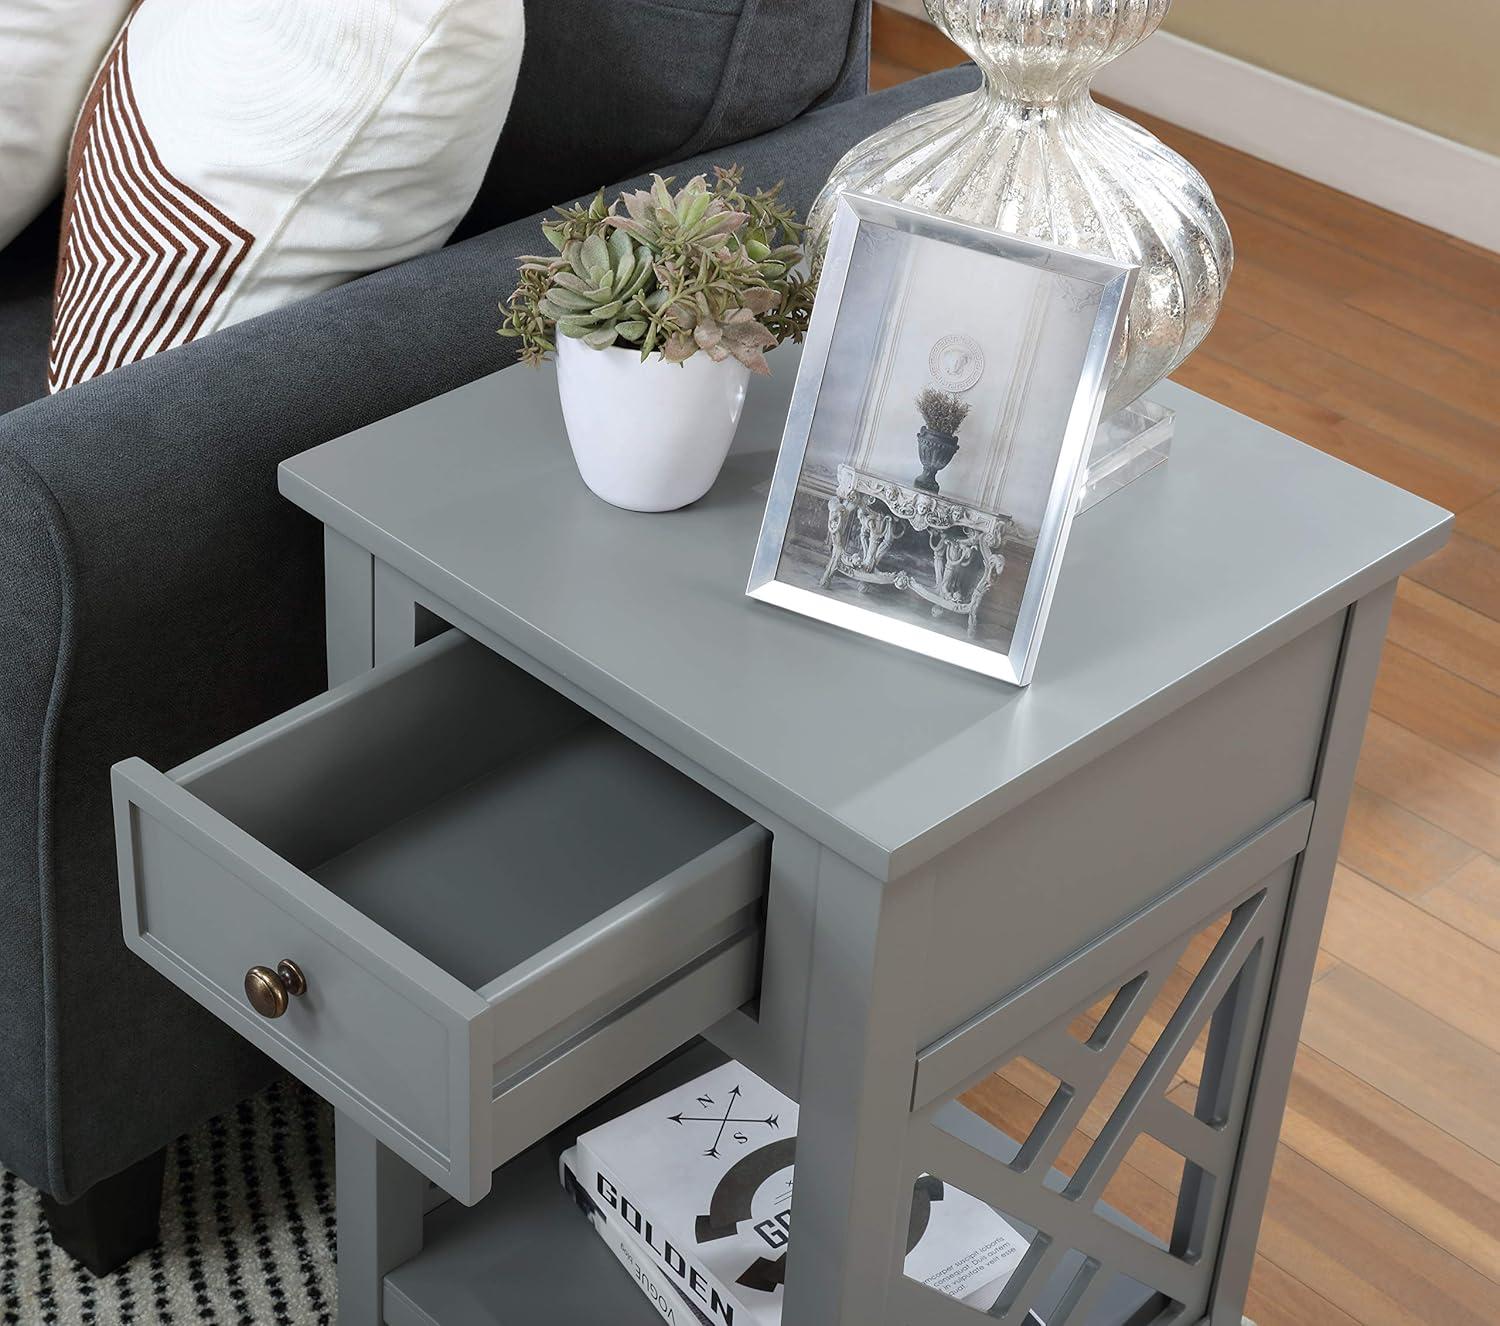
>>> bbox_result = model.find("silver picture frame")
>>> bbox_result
[746,192,1136,686]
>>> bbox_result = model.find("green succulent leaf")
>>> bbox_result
[539,292,588,319]
[620,189,653,226]
[580,233,610,278]
[605,217,650,243]
[607,226,633,267]
[549,271,597,296]
[696,211,748,241]
[623,256,653,298]
[564,241,593,283]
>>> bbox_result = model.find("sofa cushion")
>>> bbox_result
[47,0,525,392]
[458,0,867,237]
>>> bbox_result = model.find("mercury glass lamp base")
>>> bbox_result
[1077,398,1174,514]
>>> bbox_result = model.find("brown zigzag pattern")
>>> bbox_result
[48,24,254,393]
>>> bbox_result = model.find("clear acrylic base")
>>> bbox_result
[1076,398,1174,514]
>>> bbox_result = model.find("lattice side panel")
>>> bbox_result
[895,868,1292,1325]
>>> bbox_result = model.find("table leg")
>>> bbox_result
[781,851,935,1326]
[373,562,424,664]
[336,1115,428,1325]
[324,529,374,686]
[1205,585,1395,1324]
[822,496,855,587]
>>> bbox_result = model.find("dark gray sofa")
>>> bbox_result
[0,0,976,1271]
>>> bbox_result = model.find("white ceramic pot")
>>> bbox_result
[555,335,751,513]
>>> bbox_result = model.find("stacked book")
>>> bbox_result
[561,1059,1044,1325]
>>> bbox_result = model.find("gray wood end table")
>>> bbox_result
[113,346,1448,1326]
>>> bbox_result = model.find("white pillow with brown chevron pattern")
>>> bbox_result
[47,0,525,392]
[0,0,135,250]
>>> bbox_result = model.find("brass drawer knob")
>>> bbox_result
[244,959,308,1019]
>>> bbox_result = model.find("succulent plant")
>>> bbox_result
[538,229,653,350]
[916,387,972,438]
[499,165,816,374]
[608,174,750,254]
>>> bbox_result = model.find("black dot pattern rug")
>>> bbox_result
[0,1082,337,1325]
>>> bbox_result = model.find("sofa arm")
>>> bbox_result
[0,64,979,1200]
[0,185,522,1195]
[0,447,74,1190]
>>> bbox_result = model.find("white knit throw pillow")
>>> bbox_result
[0,0,135,250]
[48,0,524,392]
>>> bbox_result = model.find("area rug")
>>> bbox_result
[0,1081,336,1325]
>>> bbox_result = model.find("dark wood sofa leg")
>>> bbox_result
[41,1148,168,1276]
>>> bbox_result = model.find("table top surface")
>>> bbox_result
[281,347,1449,879]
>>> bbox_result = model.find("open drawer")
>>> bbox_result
[113,632,768,1205]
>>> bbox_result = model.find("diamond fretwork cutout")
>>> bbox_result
[916,876,1288,1324]
[1140,911,1233,1087]
[1066,971,1149,1049]
[1095,1132,1218,1262]
[962,1058,1067,1169]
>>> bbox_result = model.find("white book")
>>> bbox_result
[564,1150,715,1326]
[594,1196,718,1326]
[569,1060,1037,1326]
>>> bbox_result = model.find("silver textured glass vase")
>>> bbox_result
[810,0,1232,421]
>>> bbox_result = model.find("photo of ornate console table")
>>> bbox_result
[822,463,1012,639]
[111,346,1448,1325]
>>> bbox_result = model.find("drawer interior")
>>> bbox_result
[313,723,749,987]
[173,632,755,990]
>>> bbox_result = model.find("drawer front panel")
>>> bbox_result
[917,610,1344,1046]
[135,812,456,1149]
[116,763,488,1200]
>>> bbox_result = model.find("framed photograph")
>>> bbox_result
[747,193,1136,686]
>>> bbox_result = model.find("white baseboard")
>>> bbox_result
[1091,31,1500,252]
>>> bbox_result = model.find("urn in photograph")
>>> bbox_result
[915,426,960,493]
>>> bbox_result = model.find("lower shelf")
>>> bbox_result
[383,1140,669,1326]
[383,1045,1161,1326]
[384,1043,724,1326]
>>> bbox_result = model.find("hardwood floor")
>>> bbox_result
[871,7,1500,1322]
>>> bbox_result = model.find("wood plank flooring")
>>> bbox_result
[872,7,1500,1321]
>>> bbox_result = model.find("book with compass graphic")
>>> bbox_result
[568,1060,1037,1326]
